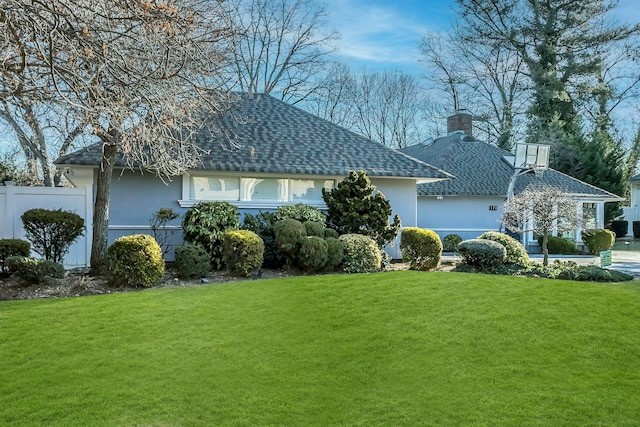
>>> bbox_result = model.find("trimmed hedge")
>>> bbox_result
[107,234,165,288]
[274,219,307,267]
[0,238,30,273]
[581,229,615,255]
[325,237,344,271]
[223,230,264,277]
[298,236,329,272]
[174,244,211,279]
[478,231,529,266]
[537,235,580,255]
[400,227,442,271]
[442,234,462,252]
[21,208,85,264]
[339,234,382,273]
[609,220,627,238]
[458,239,506,270]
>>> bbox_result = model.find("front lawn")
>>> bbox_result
[1,271,639,426]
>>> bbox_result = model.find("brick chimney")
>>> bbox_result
[447,111,472,136]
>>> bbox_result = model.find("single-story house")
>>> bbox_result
[623,174,640,236]
[55,92,452,259]
[399,113,623,252]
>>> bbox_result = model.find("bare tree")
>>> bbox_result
[502,185,583,266]
[2,0,234,272]
[224,0,338,104]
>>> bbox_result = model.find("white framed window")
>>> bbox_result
[180,174,335,208]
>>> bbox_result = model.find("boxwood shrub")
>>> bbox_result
[442,234,462,252]
[537,235,580,255]
[478,231,529,266]
[297,236,329,272]
[5,256,65,284]
[400,227,442,271]
[458,239,507,270]
[581,228,615,255]
[174,244,211,279]
[339,234,382,273]
[0,238,30,273]
[274,219,307,267]
[223,230,264,277]
[325,237,344,271]
[107,234,164,288]
[21,208,85,264]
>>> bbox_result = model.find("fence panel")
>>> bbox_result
[0,182,92,268]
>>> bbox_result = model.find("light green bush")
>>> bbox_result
[298,236,329,272]
[182,201,240,270]
[581,228,615,254]
[107,234,164,288]
[339,234,382,273]
[5,256,65,284]
[223,230,264,277]
[458,239,506,270]
[442,234,463,252]
[478,231,529,266]
[274,204,326,224]
[173,244,211,279]
[400,227,443,271]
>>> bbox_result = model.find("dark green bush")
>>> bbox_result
[274,219,307,267]
[0,238,30,273]
[324,228,339,239]
[303,220,325,237]
[325,237,344,270]
[479,231,529,266]
[223,230,264,277]
[525,260,632,282]
[581,229,615,254]
[339,234,382,273]
[442,234,462,252]
[107,234,164,288]
[21,208,85,264]
[400,227,442,271]
[323,170,401,249]
[274,204,326,224]
[182,201,240,270]
[298,236,329,272]
[241,212,285,269]
[458,239,506,270]
[173,244,211,279]
[537,235,580,255]
[609,220,628,238]
[5,256,65,284]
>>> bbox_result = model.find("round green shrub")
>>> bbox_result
[5,256,65,284]
[478,231,529,266]
[400,227,442,271]
[458,239,506,270]
[182,201,240,270]
[173,244,211,279]
[21,208,85,264]
[442,234,463,252]
[537,235,580,254]
[298,236,329,272]
[274,204,326,224]
[339,234,382,273]
[107,234,164,288]
[274,219,307,267]
[581,228,615,254]
[223,230,264,277]
[0,238,30,273]
[325,237,344,270]
[303,220,325,237]
[324,228,339,239]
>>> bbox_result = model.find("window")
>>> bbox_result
[489,205,497,211]
[182,174,334,207]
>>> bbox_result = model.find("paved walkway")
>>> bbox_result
[444,250,640,278]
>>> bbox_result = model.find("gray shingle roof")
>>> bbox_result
[56,93,452,180]
[399,133,622,201]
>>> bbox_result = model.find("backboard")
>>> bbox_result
[513,143,550,170]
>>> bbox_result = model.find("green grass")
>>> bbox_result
[2,271,640,426]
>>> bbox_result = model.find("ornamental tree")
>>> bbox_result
[322,170,401,249]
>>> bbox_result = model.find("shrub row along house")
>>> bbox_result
[54,93,618,264]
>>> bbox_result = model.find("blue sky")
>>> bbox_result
[326,0,640,77]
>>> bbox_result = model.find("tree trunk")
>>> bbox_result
[90,143,117,275]
[542,233,549,267]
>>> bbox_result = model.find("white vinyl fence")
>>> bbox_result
[1,182,92,268]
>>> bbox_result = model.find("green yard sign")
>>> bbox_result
[600,250,612,268]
